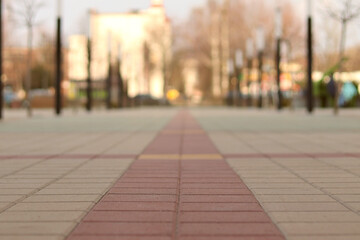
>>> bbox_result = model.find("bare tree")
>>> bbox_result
[321,0,360,114]
[146,17,172,97]
[175,0,304,102]
[7,0,44,117]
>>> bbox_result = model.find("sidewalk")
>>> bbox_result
[0,108,360,240]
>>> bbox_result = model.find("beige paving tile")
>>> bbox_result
[306,178,360,183]
[334,195,360,202]
[0,196,24,202]
[270,211,360,223]
[0,211,85,222]
[56,178,115,183]
[252,188,323,195]
[246,183,313,189]
[5,175,58,179]
[241,178,304,183]
[262,202,349,212]
[0,236,63,240]
[8,202,94,211]
[279,222,360,235]
[0,183,46,189]
[63,174,121,178]
[0,222,76,235]
[288,236,360,240]
[238,173,296,178]
[23,195,102,203]
[0,179,52,184]
[0,203,11,211]
[37,188,108,195]
[314,182,360,188]
[349,169,360,175]
[346,202,360,211]
[256,195,336,203]
[46,183,112,189]
[298,173,356,178]
[325,188,360,194]
[0,189,35,195]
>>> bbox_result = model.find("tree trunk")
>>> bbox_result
[211,7,221,98]
[335,19,347,115]
[26,25,33,117]
[220,0,230,96]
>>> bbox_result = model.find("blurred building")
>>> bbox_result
[68,0,172,99]
[68,36,88,82]
[3,47,69,92]
[182,58,200,100]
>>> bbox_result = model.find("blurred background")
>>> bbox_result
[1,0,360,115]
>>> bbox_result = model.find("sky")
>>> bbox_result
[33,0,305,37]
[36,0,209,37]
[8,0,360,49]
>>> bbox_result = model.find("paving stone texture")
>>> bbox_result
[0,108,360,239]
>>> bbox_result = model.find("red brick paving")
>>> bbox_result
[66,111,285,240]
[2,152,360,160]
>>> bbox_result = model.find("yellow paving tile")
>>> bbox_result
[181,154,223,160]
[139,154,181,160]
[161,130,205,135]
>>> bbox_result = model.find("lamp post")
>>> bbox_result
[256,27,265,109]
[55,0,62,115]
[246,38,254,107]
[307,0,314,113]
[86,10,92,112]
[0,0,3,120]
[227,58,235,106]
[275,7,283,110]
[106,31,112,110]
[117,44,123,108]
[235,49,243,106]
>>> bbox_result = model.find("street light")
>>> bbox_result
[235,49,243,106]
[106,31,112,110]
[55,0,62,115]
[0,0,3,120]
[256,26,265,109]
[86,10,92,112]
[275,7,283,110]
[246,38,254,107]
[307,0,314,113]
[117,43,123,108]
[227,58,236,106]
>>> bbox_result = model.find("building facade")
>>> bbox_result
[68,0,172,99]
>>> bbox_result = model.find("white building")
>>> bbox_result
[68,0,172,99]
[183,58,199,99]
[68,35,88,82]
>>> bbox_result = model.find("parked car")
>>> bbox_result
[224,91,242,106]
[133,94,158,106]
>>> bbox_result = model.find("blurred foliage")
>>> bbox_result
[30,64,54,89]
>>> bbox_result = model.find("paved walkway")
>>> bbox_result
[0,108,360,239]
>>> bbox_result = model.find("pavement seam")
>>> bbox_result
[0,115,173,239]
[226,129,360,238]
[191,112,290,239]
[174,112,185,240]
[63,113,177,239]
[252,130,360,217]
[180,111,286,239]
[0,132,123,215]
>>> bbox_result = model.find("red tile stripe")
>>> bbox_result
[66,111,286,239]
[1,152,359,161]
